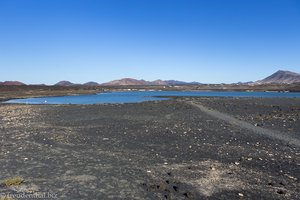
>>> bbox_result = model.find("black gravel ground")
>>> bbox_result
[0,97,299,199]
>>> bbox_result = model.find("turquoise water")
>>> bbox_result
[5,91,300,104]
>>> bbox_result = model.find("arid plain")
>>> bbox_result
[0,86,299,199]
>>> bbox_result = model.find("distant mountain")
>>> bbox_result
[0,81,26,86]
[6,71,299,86]
[54,81,75,86]
[256,70,300,84]
[149,79,167,85]
[83,81,99,86]
[164,80,188,85]
[102,78,148,86]
[102,78,202,86]
[165,80,201,85]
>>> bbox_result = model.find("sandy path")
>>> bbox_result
[189,101,300,147]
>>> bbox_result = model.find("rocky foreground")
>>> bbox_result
[0,97,299,199]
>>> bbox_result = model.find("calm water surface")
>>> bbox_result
[5,91,300,104]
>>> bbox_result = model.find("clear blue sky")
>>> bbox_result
[0,0,299,84]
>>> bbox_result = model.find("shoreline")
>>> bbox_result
[1,84,300,101]
[2,89,300,106]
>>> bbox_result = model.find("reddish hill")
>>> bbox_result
[0,81,26,86]
[102,78,148,86]
[102,78,201,86]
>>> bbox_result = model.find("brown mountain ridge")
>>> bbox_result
[1,70,299,86]
[256,70,300,84]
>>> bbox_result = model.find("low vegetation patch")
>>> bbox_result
[2,176,24,187]
[0,196,13,200]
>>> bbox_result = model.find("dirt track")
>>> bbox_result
[189,101,300,147]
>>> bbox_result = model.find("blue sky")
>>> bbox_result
[0,0,299,84]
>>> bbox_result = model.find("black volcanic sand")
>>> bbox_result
[0,98,299,199]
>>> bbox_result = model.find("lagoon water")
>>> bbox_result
[5,90,300,105]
